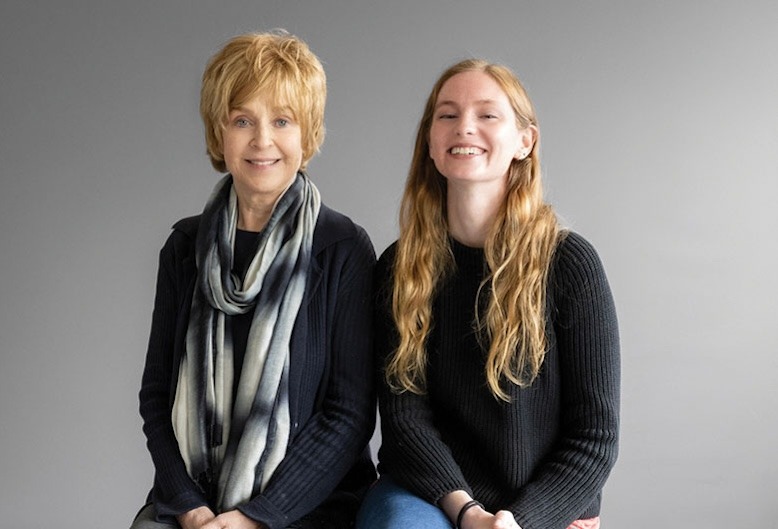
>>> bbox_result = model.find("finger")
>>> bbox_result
[494,510,520,529]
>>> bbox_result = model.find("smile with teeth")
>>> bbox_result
[247,159,278,166]
[450,146,484,155]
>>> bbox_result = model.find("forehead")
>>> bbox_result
[232,91,295,113]
[232,79,298,111]
[436,70,511,107]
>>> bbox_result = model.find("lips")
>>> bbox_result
[246,158,279,166]
[449,146,484,155]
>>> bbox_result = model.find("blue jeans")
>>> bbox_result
[355,476,453,529]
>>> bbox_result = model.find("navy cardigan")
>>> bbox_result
[139,204,377,529]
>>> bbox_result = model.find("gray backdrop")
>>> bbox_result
[1,1,776,527]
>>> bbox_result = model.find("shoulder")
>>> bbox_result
[313,204,374,258]
[171,214,200,237]
[553,231,604,273]
[376,241,398,277]
[551,230,612,301]
[377,241,398,264]
[157,214,200,263]
[373,242,398,304]
[377,241,398,262]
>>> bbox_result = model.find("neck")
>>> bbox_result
[237,195,275,232]
[234,174,298,232]
[446,180,506,248]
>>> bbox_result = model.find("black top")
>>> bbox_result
[375,232,620,529]
[230,228,262,384]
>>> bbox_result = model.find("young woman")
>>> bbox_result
[357,60,620,529]
[132,32,376,529]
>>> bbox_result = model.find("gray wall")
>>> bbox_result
[1,1,776,527]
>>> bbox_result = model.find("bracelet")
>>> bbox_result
[456,499,484,529]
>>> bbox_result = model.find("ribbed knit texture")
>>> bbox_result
[375,232,619,529]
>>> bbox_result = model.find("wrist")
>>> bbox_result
[176,505,213,528]
[456,499,484,529]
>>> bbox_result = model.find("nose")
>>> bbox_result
[455,114,475,136]
[250,122,272,148]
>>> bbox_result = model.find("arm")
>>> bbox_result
[440,492,521,529]
[374,248,518,529]
[508,233,620,528]
[381,382,517,528]
[177,508,269,529]
[238,228,377,529]
[176,506,217,529]
[373,245,473,504]
[139,232,209,519]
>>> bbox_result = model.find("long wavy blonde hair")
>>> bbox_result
[386,59,564,401]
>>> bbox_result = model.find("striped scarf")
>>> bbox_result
[172,172,320,511]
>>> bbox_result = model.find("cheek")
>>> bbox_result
[428,125,441,150]
[286,132,304,159]
[289,142,304,164]
[221,131,241,158]
[500,130,523,158]
[428,135,444,162]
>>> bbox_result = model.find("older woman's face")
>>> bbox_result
[222,94,303,204]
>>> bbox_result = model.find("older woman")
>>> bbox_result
[357,59,620,529]
[132,32,376,529]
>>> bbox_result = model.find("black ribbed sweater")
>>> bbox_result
[375,231,620,529]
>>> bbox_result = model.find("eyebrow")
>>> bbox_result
[273,105,295,114]
[230,105,296,115]
[435,99,500,108]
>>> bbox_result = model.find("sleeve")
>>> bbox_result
[138,232,209,520]
[238,226,377,529]
[509,232,620,528]
[373,245,473,504]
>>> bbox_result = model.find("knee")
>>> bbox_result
[130,503,177,529]
[355,476,451,529]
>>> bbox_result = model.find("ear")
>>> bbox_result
[514,124,538,160]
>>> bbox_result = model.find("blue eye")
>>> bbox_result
[275,118,289,127]
[234,117,251,127]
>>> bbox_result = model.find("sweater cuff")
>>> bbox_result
[151,490,209,521]
[238,495,289,529]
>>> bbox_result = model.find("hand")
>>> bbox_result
[176,506,216,529]
[460,506,522,529]
[201,510,265,529]
[493,510,522,529]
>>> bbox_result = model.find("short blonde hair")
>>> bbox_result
[200,31,327,172]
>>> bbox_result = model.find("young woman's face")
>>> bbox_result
[429,71,533,187]
[221,94,303,204]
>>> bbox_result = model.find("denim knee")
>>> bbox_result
[355,475,452,529]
